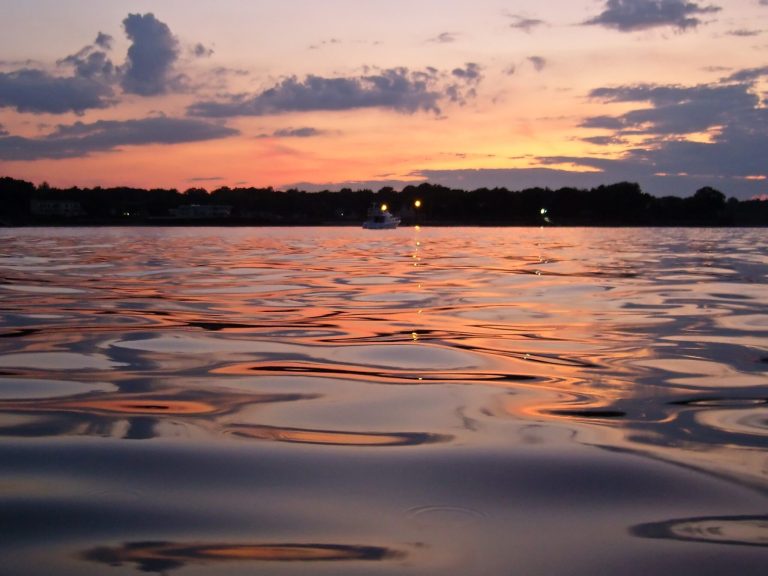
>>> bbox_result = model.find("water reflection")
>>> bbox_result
[0,227,766,574]
[0,387,317,440]
[633,515,768,547]
[83,541,402,573]
[228,424,451,446]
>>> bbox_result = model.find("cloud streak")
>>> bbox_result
[585,0,721,31]
[508,15,546,33]
[429,32,459,43]
[585,82,758,134]
[257,127,327,138]
[528,56,547,72]
[0,69,115,114]
[725,29,762,37]
[272,127,325,138]
[188,65,480,117]
[192,43,214,58]
[0,117,238,160]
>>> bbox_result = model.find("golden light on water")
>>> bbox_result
[82,541,400,566]
[4,227,768,576]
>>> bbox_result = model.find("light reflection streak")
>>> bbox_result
[228,424,451,446]
[0,389,314,418]
[83,541,403,573]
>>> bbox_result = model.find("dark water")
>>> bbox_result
[0,226,766,575]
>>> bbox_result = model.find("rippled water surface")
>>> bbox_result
[1,226,766,575]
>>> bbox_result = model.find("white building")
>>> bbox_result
[30,199,84,217]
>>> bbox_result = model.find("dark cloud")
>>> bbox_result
[508,15,546,33]
[559,68,768,197]
[585,0,721,32]
[447,63,483,104]
[121,13,181,96]
[201,66,250,91]
[632,118,768,178]
[188,176,225,182]
[580,115,627,129]
[0,30,118,115]
[726,29,762,37]
[722,65,768,83]
[58,33,117,82]
[0,68,114,114]
[0,117,238,160]
[189,67,450,117]
[429,32,459,43]
[211,66,249,77]
[63,50,116,80]
[539,119,768,184]
[308,38,341,50]
[0,13,193,114]
[586,83,758,134]
[582,135,627,145]
[94,32,114,50]
[272,127,325,138]
[451,62,482,82]
[0,59,41,70]
[528,56,547,72]
[192,43,214,58]
[257,127,326,138]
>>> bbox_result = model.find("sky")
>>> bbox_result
[1,0,767,199]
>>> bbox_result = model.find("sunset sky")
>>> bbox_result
[1,0,767,198]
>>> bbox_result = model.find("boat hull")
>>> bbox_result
[362,220,400,229]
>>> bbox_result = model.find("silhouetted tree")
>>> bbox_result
[0,176,765,226]
[0,177,35,220]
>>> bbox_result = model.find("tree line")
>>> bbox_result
[1,176,767,226]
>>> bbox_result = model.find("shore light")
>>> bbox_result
[381,203,388,212]
[414,200,422,208]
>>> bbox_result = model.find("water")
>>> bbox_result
[0,226,766,575]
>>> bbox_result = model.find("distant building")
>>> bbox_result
[169,204,232,218]
[30,199,84,217]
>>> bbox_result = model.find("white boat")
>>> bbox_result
[362,204,400,229]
